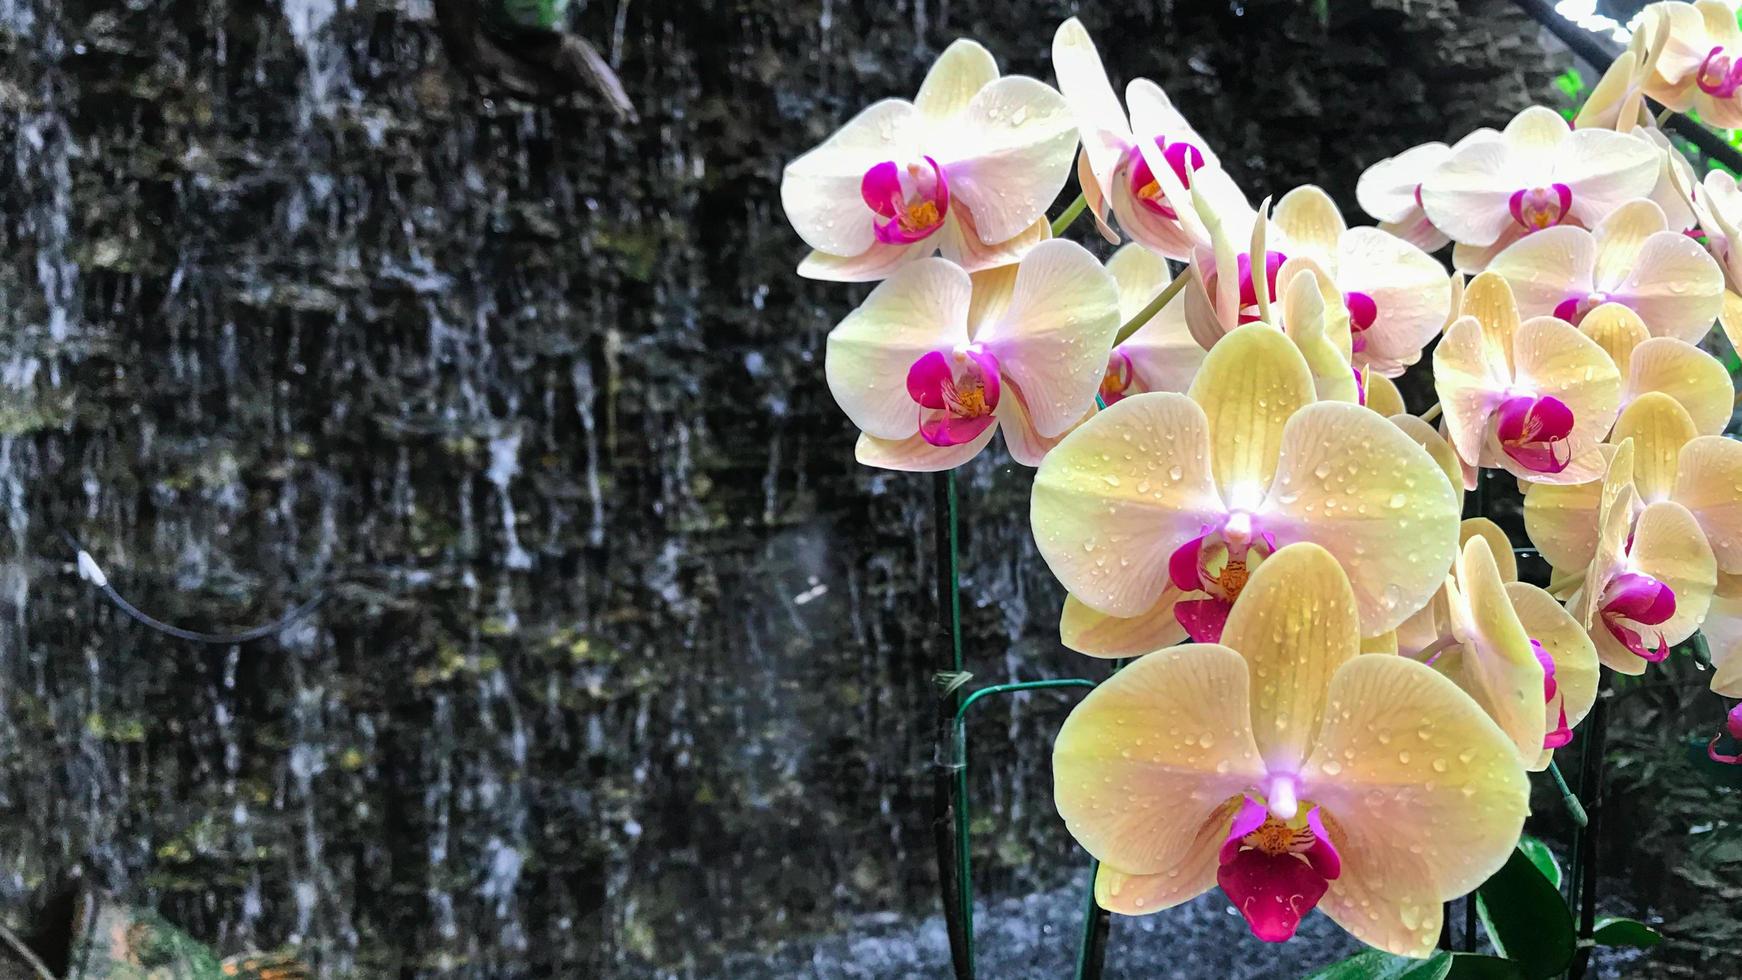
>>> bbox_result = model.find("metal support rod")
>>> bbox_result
[1570,693,1609,978]
[931,470,972,980]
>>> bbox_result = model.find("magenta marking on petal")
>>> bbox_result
[1219,797,1270,865]
[1728,703,1742,741]
[918,409,996,447]
[964,347,1002,413]
[1259,530,1278,555]
[861,160,903,218]
[1531,638,1558,703]
[1699,46,1742,98]
[1509,184,1574,232]
[1161,139,1206,187]
[1351,367,1367,406]
[1168,533,1209,593]
[1605,573,1677,626]
[906,350,953,410]
[868,157,949,244]
[1174,597,1232,643]
[1344,292,1378,333]
[1216,848,1330,944]
[1553,297,1580,322]
[1236,250,1288,310]
[1099,348,1136,405]
[1496,394,1574,474]
[1125,143,1179,219]
[1544,703,1573,750]
[1302,808,1342,880]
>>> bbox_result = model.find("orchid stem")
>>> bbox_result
[1420,401,1443,424]
[1547,759,1588,828]
[1114,274,1189,346]
[1051,193,1088,238]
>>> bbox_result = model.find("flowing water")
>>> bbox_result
[0,1,1584,976]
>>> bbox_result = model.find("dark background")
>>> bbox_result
[5,1,1724,977]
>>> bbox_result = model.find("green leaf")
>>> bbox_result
[1516,835,1561,889]
[1445,954,1525,979]
[1301,949,1451,980]
[1590,915,1663,949]
[1476,845,1577,978]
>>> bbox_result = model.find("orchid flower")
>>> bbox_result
[1388,414,1464,513]
[1526,393,1742,582]
[1573,302,1733,436]
[1053,543,1529,954]
[1257,186,1454,379]
[1098,244,1203,405]
[1639,0,1742,130]
[1051,19,1250,258]
[1418,105,1659,274]
[1707,700,1742,764]
[1567,434,1716,674]
[1702,574,1742,697]
[783,40,1077,282]
[1355,140,1458,253]
[1577,14,1674,132]
[1034,323,1458,657]
[1180,195,1363,403]
[825,240,1119,471]
[1395,531,1597,768]
[1432,273,1622,485]
[1484,199,1723,343]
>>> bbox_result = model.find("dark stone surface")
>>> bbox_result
[0,1,1586,976]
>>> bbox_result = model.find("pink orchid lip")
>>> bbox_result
[1233,250,1288,324]
[862,156,949,244]
[1216,796,1342,944]
[1545,702,1573,750]
[1709,704,1742,765]
[1099,348,1135,405]
[1344,291,1377,355]
[1699,46,1742,98]
[1508,183,1573,232]
[1168,527,1271,643]
[1552,291,1611,325]
[908,347,1000,447]
[1495,394,1575,474]
[1125,138,1206,219]
[1531,638,1557,703]
[1600,571,1677,663]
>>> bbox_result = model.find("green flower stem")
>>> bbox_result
[1051,193,1088,237]
[1547,759,1588,828]
[1114,274,1189,346]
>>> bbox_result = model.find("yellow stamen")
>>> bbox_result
[1216,559,1249,600]
[901,200,941,233]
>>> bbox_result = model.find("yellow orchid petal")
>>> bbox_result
[913,39,999,124]
[1271,184,1345,270]
[1578,301,1650,373]
[975,239,1122,437]
[1573,440,1638,630]
[1432,314,1501,470]
[995,385,1083,467]
[1266,402,1461,635]
[1396,579,1453,660]
[1632,500,1717,643]
[1052,643,1265,874]
[1522,443,1619,573]
[1486,226,1595,321]
[1720,289,1742,354]
[1366,374,1407,417]
[1106,244,1203,394]
[1593,198,1669,288]
[1060,589,1186,659]
[1704,572,1742,697]
[1675,435,1742,574]
[1050,19,1130,204]
[1611,392,1696,504]
[1440,536,1546,764]
[947,77,1080,245]
[1220,543,1361,773]
[1362,630,1399,654]
[825,258,973,438]
[1506,582,1599,771]
[937,208,1053,274]
[1462,517,1518,583]
[854,427,998,472]
[1278,265,1359,403]
[1187,324,1317,503]
[1626,337,1733,436]
[1093,829,1224,916]
[1032,392,1223,617]
[1461,272,1522,373]
[1390,414,1464,513]
[1305,655,1530,958]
